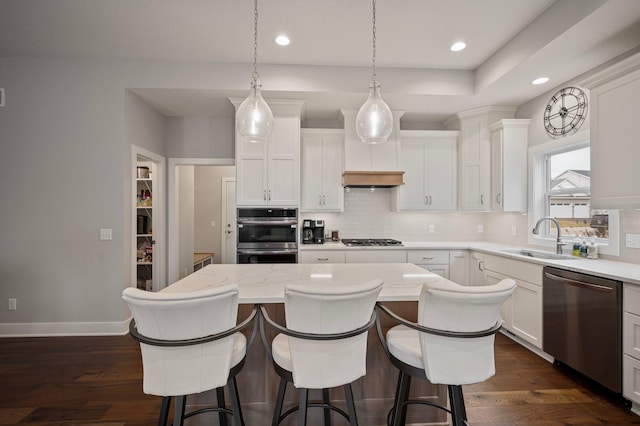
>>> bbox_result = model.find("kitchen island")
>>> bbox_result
[163,263,451,425]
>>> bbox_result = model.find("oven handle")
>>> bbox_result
[544,272,613,293]
[237,249,298,255]
[237,219,298,225]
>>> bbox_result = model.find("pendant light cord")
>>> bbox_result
[252,0,259,83]
[371,0,377,85]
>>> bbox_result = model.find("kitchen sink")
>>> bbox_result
[500,249,579,260]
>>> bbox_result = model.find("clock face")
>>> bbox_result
[543,87,588,138]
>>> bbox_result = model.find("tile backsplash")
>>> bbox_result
[300,189,640,265]
[301,188,486,242]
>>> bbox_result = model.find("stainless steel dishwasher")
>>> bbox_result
[543,266,622,393]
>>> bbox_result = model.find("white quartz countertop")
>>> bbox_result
[163,263,445,303]
[300,241,640,285]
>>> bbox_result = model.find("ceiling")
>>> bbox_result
[3,0,640,124]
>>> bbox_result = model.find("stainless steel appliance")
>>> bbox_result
[342,238,403,247]
[236,208,298,264]
[302,219,325,244]
[543,266,622,393]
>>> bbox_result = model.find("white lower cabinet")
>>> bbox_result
[345,250,406,264]
[482,254,543,349]
[299,250,346,264]
[449,250,469,285]
[468,251,485,286]
[624,284,640,409]
[407,250,450,279]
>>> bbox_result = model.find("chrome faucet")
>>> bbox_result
[532,217,565,254]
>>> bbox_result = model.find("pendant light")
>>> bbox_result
[236,0,273,143]
[356,0,393,144]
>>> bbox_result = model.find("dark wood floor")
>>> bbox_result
[0,332,637,426]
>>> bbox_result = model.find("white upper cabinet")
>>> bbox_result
[490,119,530,212]
[396,130,458,211]
[233,101,303,206]
[301,129,344,212]
[582,53,640,209]
[340,109,404,171]
[445,106,516,211]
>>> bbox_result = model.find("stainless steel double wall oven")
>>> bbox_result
[236,208,298,264]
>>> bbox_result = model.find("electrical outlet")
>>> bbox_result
[477,225,484,233]
[8,298,16,311]
[429,225,435,234]
[512,226,518,237]
[210,221,216,228]
[99,228,112,241]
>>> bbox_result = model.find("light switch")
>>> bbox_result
[100,228,112,241]
[429,225,435,234]
[211,221,216,228]
[626,233,640,249]
[477,225,484,233]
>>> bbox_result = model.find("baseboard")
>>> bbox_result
[0,318,130,337]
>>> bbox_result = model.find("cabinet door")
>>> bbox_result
[399,141,426,210]
[459,118,490,211]
[267,114,299,206]
[415,264,449,279]
[468,251,486,286]
[511,279,543,348]
[236,139,268,206]
[491,128,504,211]
[589,67,640,209]
[321,134,344,211]
[425,137,457,210]
[485,269,513,332]
[449,250,469,285]
[301,133,323,210]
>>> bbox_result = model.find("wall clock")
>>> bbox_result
[543,86,588,138]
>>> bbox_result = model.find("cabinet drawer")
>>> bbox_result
[625,312,640,360]
[625,284,640,316]
[624,354,640,405]
[483,254,543,286]
[299,251,345,264]
[407,250,449,265]
[345,250,406,263]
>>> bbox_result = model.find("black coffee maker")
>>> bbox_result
[302,219,325,244]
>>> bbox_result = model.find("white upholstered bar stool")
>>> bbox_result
[375,279,516,426]
[122,285,257,426]
[259,279,383,426]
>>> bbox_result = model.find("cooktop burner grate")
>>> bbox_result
[341,238,403,247]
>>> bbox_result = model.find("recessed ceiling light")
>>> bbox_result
[450,41,466,52]
[275,35,290,46]
[532,77,549,85]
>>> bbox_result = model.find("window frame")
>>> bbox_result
[528,130,619,256]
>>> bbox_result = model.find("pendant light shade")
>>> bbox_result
[236,0,273,143]
[236,78,273,143]
[357,0,393,144]
[356,82,393,144]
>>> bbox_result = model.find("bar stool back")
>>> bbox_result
[260,279,383,425]
[376,278,516,426]
[123,285,256,426]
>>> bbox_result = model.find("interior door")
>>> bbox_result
[222,178,237,264]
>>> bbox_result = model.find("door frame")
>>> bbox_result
[168,158,235,285]
[132,145,166,291]
[221,177,237,264]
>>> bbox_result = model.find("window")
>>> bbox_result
[529,131,619,255]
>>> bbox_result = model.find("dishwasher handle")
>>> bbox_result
[544,271,613,293]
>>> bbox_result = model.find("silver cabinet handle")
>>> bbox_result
[425,195,428,205]
[480,194,484,205]
[268,189,271,201]
[318,257,329,261]
[263,190,267,201]
[429,195,433,205]
[497,193,502,205]
[422,257,434,260]
[478,260,485,271]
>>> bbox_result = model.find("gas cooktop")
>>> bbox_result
[341,238,403,247]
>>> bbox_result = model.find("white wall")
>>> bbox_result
[165,115,235,159]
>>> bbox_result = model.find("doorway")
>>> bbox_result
[168,159,235,284]
[132,146,165,291]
